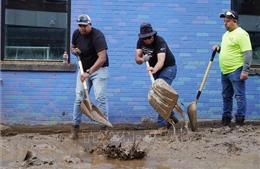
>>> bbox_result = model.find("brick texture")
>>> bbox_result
[1,0,259,125]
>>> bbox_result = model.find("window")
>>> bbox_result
[232,0,260,65]
[1,0,70,61]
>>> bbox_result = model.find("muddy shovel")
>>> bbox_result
[146,61,186,125]
[76,54,113,127]
[187,50,217,132]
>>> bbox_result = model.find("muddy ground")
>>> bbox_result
[1,120,260,169]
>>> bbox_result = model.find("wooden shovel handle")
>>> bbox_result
[76,54,93,110]
[146,61,155,83]
[196,50,217,100]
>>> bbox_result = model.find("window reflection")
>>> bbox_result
[232,0,260,65]
[4,0,69,61]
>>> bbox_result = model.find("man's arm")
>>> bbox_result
[152,53,165,73]
[240,50,253,80]
[80,49,107,82]
[242,50,253,74]
[88,50,107,74]
[71,44,77,55]
[135,49,144,65]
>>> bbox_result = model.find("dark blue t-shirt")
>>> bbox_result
[72,27,109,71]
[136,35,175,68]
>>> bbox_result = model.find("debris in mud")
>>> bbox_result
[63,155,82,164]
[21,150,54,167]
[89,132,148,160]
[102,141,147,160]
[210,126,233,134]
[210,124,257,134]
[0,124,14,136]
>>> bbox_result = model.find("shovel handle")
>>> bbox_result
[146,61,155,83]
[196,50,217,100]
[78,60,88,90]
[76,54,93,110]
[210,49,217,62]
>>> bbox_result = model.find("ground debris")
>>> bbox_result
[90,138,148,160]
[0,124,13,136]
[21,150,54,167]
[104,141,147,160]
[63,155,82,164]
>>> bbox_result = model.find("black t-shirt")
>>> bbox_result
[136,35,175,69]
[72,27,109,71]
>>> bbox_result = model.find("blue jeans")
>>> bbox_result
[72,67,109,126]
[153,65,177,127]
[221,67,246,119]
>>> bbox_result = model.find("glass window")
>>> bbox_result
[2,0,70,61]
[232,0,260,65]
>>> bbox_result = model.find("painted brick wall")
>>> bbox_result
[1,0,260,125]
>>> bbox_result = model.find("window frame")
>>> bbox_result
[231,0,260,73]
[0,0,75,72]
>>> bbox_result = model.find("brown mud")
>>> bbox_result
[1,120,260,169]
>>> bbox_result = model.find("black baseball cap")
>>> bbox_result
[220,10,238,20]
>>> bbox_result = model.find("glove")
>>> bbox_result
[143,54,151,62]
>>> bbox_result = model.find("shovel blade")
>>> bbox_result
[148,90,173,120]
[81,100,113,127]
[174,103,187,123]
[148,79,179,121]
[80,101,93,119]
[187,101,198,132]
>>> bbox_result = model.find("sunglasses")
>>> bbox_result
[225,11,236,19]
[77,18,91,23]
[78,24,88,27]
[142,36,152,40]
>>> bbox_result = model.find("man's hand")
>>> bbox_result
[212,45,220,52]
[143,54,151,63]
[240,72,248,80]
[147,66,157,74]
[72,48,81,55]
[80,73,90,82]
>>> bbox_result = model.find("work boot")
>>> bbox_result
[212,116,231,128]
[167,115,179,129]
[235,116,245,127]
[69,125,79,140]
[149,126,168,137]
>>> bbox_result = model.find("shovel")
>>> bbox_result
[146,61,186,125]
[187,50,217,132]
[76,54,113,127]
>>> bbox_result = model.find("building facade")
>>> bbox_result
[1,0,259,125]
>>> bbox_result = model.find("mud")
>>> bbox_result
[1,121,260,169]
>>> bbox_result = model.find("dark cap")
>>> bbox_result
[76,14,91,25]
[220,10,238,20]
[138,23,157,39]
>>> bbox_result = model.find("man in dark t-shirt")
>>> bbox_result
[135,23,178,136]
[69,14,109,140]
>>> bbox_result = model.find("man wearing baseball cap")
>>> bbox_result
[135,23,179,136]
[69,14,110,140]
[219,10,239,20]
[212,10,252,128]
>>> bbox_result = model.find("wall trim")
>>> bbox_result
[0,61,76,72]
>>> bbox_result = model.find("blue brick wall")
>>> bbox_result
[1,0,260,125]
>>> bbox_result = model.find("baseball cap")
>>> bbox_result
[76,14,91,25]
[220,10,238,20]
[138,23,157,39]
